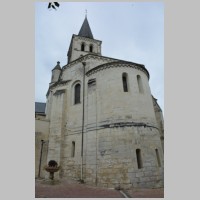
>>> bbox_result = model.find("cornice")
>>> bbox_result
[46,80,71,97]
[73,34,102,44]
[63,54,117,70]
[62,54,149,79]
[86,61,150,79]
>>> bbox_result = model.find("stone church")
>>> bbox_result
[35,16,164,189]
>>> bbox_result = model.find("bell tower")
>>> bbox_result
[67,16,102,63]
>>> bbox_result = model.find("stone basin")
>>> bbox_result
[45,166,60,173]
[44,160,60,180]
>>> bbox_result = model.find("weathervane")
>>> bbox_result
[85,9,87,17]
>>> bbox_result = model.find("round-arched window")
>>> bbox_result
[74,83,81,104]
[81,43,85,51]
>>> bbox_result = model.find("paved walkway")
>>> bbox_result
[35,179,123,198]
[126,188,164,198]
[35,178,164,198]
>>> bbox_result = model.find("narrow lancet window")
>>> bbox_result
[136,149,143,169]
[71,141,75,157]
[155,149,161,167]
[122,73,128,92]
[137,75,144,93]
[74,84,81,104]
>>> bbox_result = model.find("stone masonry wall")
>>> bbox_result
[45,58,164,188]
[46,89,67,179]
[70,35,101,62]
[82,126,164,189]
[35,119,49,178]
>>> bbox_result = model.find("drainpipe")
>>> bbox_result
[81,62,86,181]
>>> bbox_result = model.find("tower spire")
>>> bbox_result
[78,14,94,39]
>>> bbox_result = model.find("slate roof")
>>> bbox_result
[35,102,46,114]
[78,17,94,39]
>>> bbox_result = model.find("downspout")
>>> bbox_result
[81,62,86,182]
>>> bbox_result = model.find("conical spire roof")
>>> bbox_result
[78,16,94,39]
[52,61,61,70]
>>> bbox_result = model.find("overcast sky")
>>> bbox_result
[35,2,164,113]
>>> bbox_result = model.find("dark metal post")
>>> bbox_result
[38,139,45,178]
[81,62,86,181]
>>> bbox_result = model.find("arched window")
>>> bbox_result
[74,83,81,104]
[137,75,144,93]
[155,149,161,167]
[89,45,93,52]
[136,149,143,169]
[122,73,128,92]
[71,141,75,157]
[81,43,85,51]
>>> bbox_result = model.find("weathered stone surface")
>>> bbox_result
[35,17,164,189]
[35,120,49,178]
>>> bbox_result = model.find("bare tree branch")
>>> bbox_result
[48,2,60,10]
